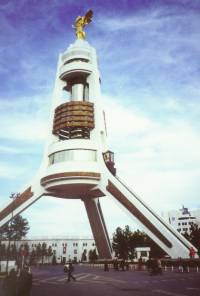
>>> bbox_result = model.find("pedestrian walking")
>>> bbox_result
[104,262,109,271]
[138,256,143,271]
[113,258,119,271]
[66,262,76,282]
[3,269,17,296]
[120,260,125,271]
[189,247,195,259]
[125,261,129,271]
[17,265,32,296]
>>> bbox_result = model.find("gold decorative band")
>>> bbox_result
[53,101,95,139]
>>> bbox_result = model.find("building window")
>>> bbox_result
[74,249,77,254]
[49,149,97,165]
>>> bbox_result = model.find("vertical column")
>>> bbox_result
[84,198,112,259]
[71,83,84,101]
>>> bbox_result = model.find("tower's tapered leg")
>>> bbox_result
[98,169,198,259]
[84,198,112,259]
[96,199,112,253]
[0,184,45,228]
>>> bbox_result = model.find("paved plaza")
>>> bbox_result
[1,264,200,296]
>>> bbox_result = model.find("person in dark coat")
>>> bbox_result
[67,262,76,282]
[17,266,32,296]
[3,269,17,296]
[104,262,109,271]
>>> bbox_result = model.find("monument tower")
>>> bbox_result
[0,11,197,258]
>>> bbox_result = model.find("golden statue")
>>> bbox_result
[74,10,93,40]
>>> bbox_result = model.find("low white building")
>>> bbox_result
[1,236,151,264]
[162,206,200,235]
[134,247,150,262]
[1,237,96,264]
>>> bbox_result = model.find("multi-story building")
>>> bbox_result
[162,206,200,235]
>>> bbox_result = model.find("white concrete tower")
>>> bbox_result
[0,11,197,259]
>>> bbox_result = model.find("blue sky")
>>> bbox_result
[0,0,200,237]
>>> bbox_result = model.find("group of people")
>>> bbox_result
[3,265,32,296]
[113,259,129,271]
[146,258,162,275]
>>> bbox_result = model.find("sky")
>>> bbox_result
[0,0,200,238]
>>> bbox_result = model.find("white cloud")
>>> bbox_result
[100,94,200,217]
[0,162,26,179]
[103,94,154,136]
[24,197,92,237]
[0,145,24,154]
[0,96,49,141]
[96,9,165,32]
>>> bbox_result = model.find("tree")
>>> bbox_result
[181,223,200,257]
[188,224,200,256]
[190,224,200,245]
[183,231,190,241]
[47,246,53,264]
[0,214,30,272]
[81,249,87,262]
[0,215,29,241]
[30,248,37,265]
[52,253,57,265]
[41,243,47,264]
[0,243,6,260]
[88,249,98,262]
[112,225,165,260]
[145,236,166,258]
[112,226,129,260]
[11,216,30,240]
[36,243,42,263]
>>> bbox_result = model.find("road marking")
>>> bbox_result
[83,278,106,285]
[39,276,62,283]
[58,273,86,282]
[76,273,92,281]
[97,276,126,283]
[153,289,188,296]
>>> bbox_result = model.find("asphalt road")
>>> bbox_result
[1,264,200,296]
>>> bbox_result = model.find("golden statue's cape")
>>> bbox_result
[74,10,93,40]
